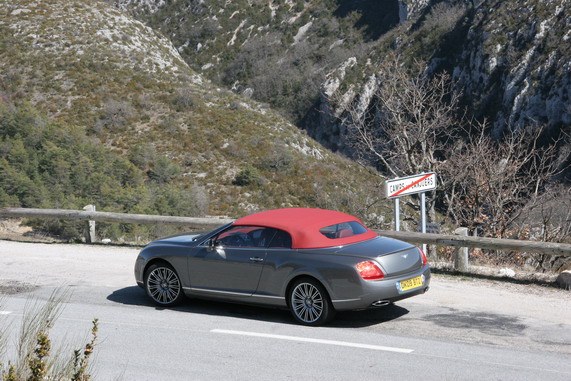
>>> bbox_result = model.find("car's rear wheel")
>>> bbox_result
[288,278,335,326]
[144,262,184,307]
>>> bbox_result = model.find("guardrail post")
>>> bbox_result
[83,205,96,243]
[454,227,469,271]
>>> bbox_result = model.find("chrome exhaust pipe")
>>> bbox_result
[371,300,391,307]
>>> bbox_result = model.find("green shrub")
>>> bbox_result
[129,143,157,169]
[149,156,182,184]
[172,87,194,110]
[233,167,262,186]
[259,145,293,172]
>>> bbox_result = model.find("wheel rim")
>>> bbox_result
[291,282,324,323]
[147,267,181,304]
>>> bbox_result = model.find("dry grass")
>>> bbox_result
[0,288,98,381]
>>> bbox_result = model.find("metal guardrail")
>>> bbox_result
[2,207,570,258]
[375,230,571,257]
[0,207,233,227]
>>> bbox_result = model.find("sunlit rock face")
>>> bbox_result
[450,0,571,136]
[111,0,569,160]
[309,0,570,157]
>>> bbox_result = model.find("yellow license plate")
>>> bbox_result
[399,276,423,292]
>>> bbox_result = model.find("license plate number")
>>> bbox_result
[399,276,423,292]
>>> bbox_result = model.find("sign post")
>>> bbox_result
[394,198,400,232]
[420,192,426,253]
[386,173,436,253]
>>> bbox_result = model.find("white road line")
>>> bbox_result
[0,311,12,315]
[211,329,414,354]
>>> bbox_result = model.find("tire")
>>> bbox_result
[144,262,184,307]
[288,278,335,326]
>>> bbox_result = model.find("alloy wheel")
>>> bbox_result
[291,282,324,324]
[146,266,181,305]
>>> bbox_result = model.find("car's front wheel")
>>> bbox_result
[288,278,335,326]
[144,262,184,307]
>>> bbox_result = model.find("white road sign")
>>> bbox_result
[386,173,436,199]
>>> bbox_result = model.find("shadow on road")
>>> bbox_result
[107,286,152,306]
[331,305,409,328]
[107,286,409,328]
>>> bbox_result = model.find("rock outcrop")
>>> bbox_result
[556,270,571,290]
[312,0,570,155]
[450,0,571,136]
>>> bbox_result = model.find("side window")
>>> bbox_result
[318,221,367,239]
[267,229,292,249]
[215,226,275,248]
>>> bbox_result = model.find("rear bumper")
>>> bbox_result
[332,265,431,311]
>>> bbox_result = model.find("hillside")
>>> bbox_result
[111,0,570,156]
[109,0,571,252]
[0,0,393,238]
[110,0,399,123]
[314,0,571,150]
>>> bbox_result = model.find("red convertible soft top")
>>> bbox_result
[233,208,378,249]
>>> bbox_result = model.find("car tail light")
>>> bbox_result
[419,248,428,267]
[356,261,384,280]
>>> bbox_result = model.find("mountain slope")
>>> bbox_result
[449,0,571,134]
[109,0,398,123]
[112,0,570,152]
[0,0,391,226]
[312,0,571,151]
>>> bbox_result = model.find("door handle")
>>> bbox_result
[249,257,264,262]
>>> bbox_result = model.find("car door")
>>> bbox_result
[187,226,274,296]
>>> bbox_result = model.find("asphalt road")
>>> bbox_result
[1,240,570,380]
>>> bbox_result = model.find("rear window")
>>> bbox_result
[319,221,368,239]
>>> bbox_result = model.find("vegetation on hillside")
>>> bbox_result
[3,0,567,266]
[0,102,208,240]
[123,0,385,124]
[116,0,474,127]
[0,0,397,241]
[119,0,570,167]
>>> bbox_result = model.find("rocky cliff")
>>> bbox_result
[111,0,569,159]
[311,0,570,155]
[450,0,570,135]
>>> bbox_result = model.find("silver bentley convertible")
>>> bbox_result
[134,208,430,326]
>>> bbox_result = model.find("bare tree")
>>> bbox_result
[518,184,571,243]
[331,55,461,228]
[94,99,134,132]
[332,54,565,242]
[335,55,460,178]
[439,123,561,238]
